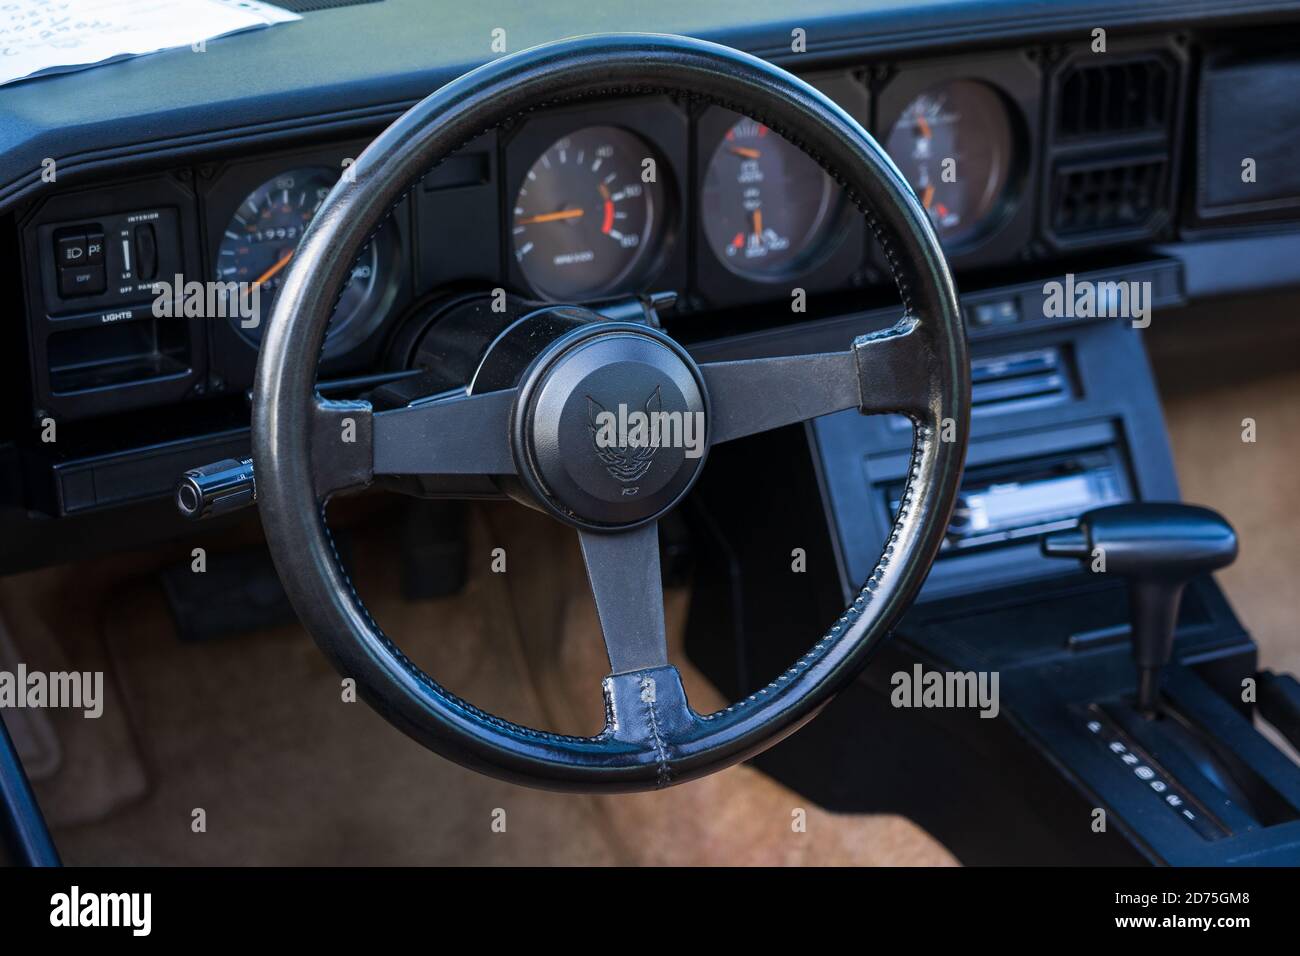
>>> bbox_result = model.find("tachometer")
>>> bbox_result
[215,167,392,352]
[883,80,1014,247]
[701,115,840,280]
[512,126,663,301]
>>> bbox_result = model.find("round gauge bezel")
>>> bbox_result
[873,63,1034,264]
[214,165,401,358]
[883,79,1024,251]
[503,103,687,304]
[510,126,666,302]
[699,113,850,283]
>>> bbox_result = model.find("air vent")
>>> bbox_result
[892,348,1072,431]
[970,348,1073,414]
[1056,55,1173,140]
[1050,158,1167,237]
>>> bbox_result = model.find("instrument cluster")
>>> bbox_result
[494,59,1035,307]
[199,58,1038,376]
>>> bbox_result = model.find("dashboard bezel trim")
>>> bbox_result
[873,47,1043,271]
[498,97,692,304]
[196,138,415,392]
[691,70,870,309]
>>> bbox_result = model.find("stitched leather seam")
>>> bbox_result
[640,676,672,788]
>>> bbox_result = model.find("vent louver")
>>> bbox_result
[1050,158,1167,237]
[1056,56,1173,140]
[970,348,1072,413]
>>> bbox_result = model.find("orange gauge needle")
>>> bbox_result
[729,146,762,160]
[916,116,932,140]
[253,250,294,287]
[752,208,763,238]
[517,208,584,225]
[921,185,935,209]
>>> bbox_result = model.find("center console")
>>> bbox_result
[684,253,1300,865]
[812,258,1182,602]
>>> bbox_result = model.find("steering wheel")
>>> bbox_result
[252,33,969,792]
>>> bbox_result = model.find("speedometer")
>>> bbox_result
[512,126,663,301]
[215,166,393,353]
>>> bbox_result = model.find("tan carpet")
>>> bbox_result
[0,564,148,827]
[480,504,956,866]
[1150,315,1300,680]
[3,500,954,866]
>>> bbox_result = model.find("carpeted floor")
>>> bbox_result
[2,501,954,866]
[1147,300,1300,681]
[1162,371,1300,679]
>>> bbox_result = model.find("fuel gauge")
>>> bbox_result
[883,80,1015,247]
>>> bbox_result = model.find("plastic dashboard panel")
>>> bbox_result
[1187,34,1300,233]
[19,82,886,423]
[688,254,1185,604]
[2,0,1297,216]
[8,23,1202,425]
[814,307,1184,604]
[3,0,1300,533]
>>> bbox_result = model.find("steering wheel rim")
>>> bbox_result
[253,33,970,792]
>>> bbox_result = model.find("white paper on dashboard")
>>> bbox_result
[0,0,301,88]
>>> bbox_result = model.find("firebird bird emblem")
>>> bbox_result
[587,387,662,484]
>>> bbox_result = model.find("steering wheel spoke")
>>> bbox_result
[577,522,668,674]
[579,522,702,760]
[254,34,968,792]
[700,316,933,447]
[310,397,375,499]
[310,388,519,499]
[373,387,518,478]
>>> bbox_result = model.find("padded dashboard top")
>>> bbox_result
[3,0,1296,214]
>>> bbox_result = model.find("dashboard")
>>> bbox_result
[5,0,1300,561]
[13,48,1106,418]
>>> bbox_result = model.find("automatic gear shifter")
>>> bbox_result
[1041,503,1238,716]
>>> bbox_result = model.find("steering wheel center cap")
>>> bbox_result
[515,321,710,529]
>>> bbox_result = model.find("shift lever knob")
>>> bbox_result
[1042,503,1237,715]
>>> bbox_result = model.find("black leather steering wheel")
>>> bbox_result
[252,33,970,792]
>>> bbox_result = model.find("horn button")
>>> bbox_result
[513,324,709,529]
